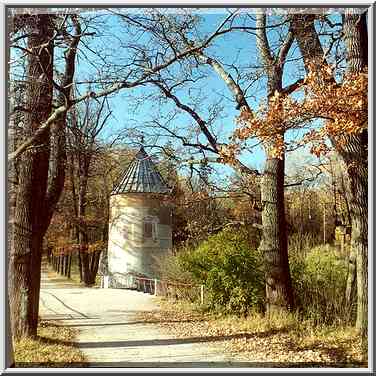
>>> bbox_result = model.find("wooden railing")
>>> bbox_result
[103,273,205,304]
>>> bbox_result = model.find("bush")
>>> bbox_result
[288,232,321,257]
[176,228,265,315]
[155,251,200,302]
[290,245,349,325]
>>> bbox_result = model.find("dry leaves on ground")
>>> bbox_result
[137,300,366,367]
[14,320,86,367]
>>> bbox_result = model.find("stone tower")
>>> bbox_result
[106,147,172,287]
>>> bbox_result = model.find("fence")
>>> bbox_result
[104,273,205,304]
[47,249,205,304]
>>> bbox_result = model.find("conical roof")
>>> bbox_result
[111,147,170,195]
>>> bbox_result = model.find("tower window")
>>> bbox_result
[144,222,153,239]
[143,221,157,242]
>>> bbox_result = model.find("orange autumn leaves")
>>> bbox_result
[236,90,288,159]
[220,64,368,161]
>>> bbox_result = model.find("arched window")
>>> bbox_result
[143,216,158,242]
[144,222,153,239]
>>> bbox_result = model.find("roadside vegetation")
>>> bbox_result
[14,321,86,367]
[147,228,364,366]
[137,299,364,366]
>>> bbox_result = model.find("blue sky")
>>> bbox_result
[63,8,343,181]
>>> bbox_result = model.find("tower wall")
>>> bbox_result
[107,193,172,280]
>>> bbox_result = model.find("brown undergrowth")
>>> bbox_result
[137,299,367,367]
[14,320,86,367]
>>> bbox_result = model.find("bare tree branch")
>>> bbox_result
[197,52,253,113]
[255,13,274,67]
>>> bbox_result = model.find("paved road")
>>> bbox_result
[39,264,239,368]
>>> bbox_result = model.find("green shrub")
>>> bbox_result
[155,250,200,302]
[290,245,349,325]
[288,232,321,257]
[177,228,265,315]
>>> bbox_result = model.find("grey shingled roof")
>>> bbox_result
[111,147,170,195]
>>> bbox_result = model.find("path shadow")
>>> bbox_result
[41,291,89,318]
[55,319,199,327]
[36,326,366,368]
[41,328,290,348]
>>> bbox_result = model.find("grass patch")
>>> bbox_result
[14,320,86,367]
[137,298,367,367]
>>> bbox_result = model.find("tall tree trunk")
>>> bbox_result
[7,298,15,367]
[256,14,295,312]
[345,245,357,317]
[28,10,79,315]
[99,206,109,276]
[343,9,368,346]
[9,152,34,338]
[29,46,69,333]
[98,173,110,277]
[260,153,294,312]
[9,14,54,338]
[200,14,295,313]
[292,12,368,344]
[8,83,19,345]
[78,159,93,285]
[67,144,83,282]
[9,13,80,338]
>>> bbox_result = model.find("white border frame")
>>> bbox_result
[1,1,374,373]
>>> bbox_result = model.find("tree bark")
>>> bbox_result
[78,250,83,282]
[9,13,80,338]
[67,142,83,282]
[260,154,294,312]
[77,156,102,286]
[343,10,368,344]
[67,254,72,278]
[9,14,54,338]
[68,95,109,286]
[256,14,294,313]
[197,16,295,313]
[28,36,70,335]
[292,12,368,342]
[78,159,92,285]
[7,298,15,367]
[345,245,357,319]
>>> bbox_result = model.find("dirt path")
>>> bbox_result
[39,264,242,367]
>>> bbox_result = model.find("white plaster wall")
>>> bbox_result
[107,194,172,278]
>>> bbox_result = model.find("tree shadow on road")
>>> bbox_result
[40,327,290,348]
[37,325,366,368]
[55,319,200,327]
